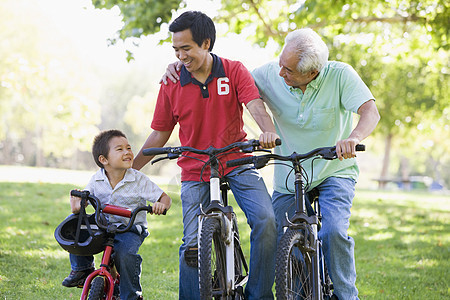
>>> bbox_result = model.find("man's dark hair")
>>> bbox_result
[169,11,216,51]
[92,129,127,168]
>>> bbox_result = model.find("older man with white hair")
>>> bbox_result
[251,28,380,299]
[162,27,380,299]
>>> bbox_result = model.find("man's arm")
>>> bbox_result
[246,98,280,148]
[336,99,380,160]
[133,130,172,170]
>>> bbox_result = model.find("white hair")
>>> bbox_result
[284,28,329,74]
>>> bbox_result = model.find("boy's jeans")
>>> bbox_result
[272,176,359,300]
[179,166,277,300]
[69,224,148,300]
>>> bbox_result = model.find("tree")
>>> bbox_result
[91,0,183,61]
[0,0,101,167]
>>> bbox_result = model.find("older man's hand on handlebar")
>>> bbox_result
[336,138,360,161]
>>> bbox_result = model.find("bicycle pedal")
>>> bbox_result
[235,286,244,295]
[184,248,198,267]
[113,283,120,296]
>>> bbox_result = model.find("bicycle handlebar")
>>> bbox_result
[143,138,282,164]
[226,144,365,169]
[226,156,257,168]
[70,190,166,234]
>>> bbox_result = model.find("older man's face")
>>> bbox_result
[279,44,318,90]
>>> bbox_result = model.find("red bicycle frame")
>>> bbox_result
[80,204,132,300]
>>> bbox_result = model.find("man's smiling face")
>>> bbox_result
[172,28,210,74]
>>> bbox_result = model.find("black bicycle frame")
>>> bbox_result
[283,160,323,300]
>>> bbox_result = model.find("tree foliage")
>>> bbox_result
[91,0,449,184]
[0,0,100,166]
[218,0,448,50]
[91,0,183,60]
[2,0,448,186]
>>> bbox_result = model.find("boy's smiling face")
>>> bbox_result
[100,136,134,170]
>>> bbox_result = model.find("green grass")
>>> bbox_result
[350,190,449,299]
[0,182,448,299]
[0,182,181,299]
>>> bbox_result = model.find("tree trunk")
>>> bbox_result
[379,133,393,189]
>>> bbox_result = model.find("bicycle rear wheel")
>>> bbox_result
[199,217,227,299]
[87,276,105,300]
[275,228,313,300]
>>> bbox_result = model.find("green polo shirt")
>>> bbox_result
[252,61,374,194]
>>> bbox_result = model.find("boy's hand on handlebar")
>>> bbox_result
[152,193,171,215]
[69,189,86,214]
[159,61,182,85]
[152,202,169,215]
[258,132,280,149]
[336,138,360,161]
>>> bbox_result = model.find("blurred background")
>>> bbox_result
[0,0,448,192]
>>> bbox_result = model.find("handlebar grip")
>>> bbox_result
[147,206,167,215]
[143,147,172,156]
[253,138,282,146]
[70,190,88,198]
[356,144,365,152]
[226,156,255,167]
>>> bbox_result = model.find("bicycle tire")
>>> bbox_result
[199,217,227,299]
[275,228,314,300]
[87,276,106,300]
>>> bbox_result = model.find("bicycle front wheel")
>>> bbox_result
[199,217,227,299]
[87,276,105,300]
[275,228,313,300]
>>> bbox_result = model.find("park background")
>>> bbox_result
[0,0,448,299]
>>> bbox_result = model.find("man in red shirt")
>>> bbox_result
[133,11,278,300]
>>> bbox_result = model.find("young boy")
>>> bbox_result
[62,129,171,300]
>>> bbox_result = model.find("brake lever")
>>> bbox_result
[254,157,271,169]
[151,156,169,165]
[319,148,337,160]
[255,148,272,153]
[241,145,255,153]
[151,152,181,164]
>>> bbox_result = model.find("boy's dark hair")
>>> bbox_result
[92,129,127,168]
[169,11,216,51]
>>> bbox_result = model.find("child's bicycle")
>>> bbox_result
[226,144,365,300]
[143,139,280,299]
[55,190,165,300]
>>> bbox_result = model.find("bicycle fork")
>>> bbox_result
[80,244,118,300]
[311,224,323,300]
[292,169,323,300]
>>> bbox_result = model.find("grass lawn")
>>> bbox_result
[0,181,448,299]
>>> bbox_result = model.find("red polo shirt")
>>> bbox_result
[151,54,260,181]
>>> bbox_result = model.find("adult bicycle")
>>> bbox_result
[227,144,365,300]
[55,190,165,300]
[143,139,280,299]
